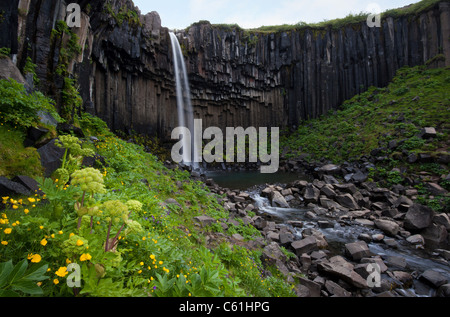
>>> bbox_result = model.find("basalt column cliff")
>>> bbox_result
[1,0,449,138]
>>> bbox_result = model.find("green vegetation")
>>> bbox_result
[104,2,142,28]
[281,65,450,213]
[0,79,295,297]
[281,65,449,163]
[0,79,61,129]
[190,0,445,35]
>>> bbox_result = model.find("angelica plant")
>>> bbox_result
[71,168,106,230]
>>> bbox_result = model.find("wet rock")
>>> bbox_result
[420,270,448,288]
[318,164,341,175]
[437,284,450,297]
[291,236,319,256]
[270,191,290,208]
[404,204,435,231]
[384,256,408,270]
[374,219,400,237]
[406,234,425,246]
[345,241,371,261]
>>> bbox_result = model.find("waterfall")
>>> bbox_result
[169,32,199,169]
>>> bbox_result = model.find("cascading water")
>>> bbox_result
[169,32,199,169]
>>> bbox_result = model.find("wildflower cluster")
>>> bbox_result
[71,168,106,195]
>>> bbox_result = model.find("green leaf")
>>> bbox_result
[0,260,14,288]
[22,263,49,281]
[12,280,44,295]
[6,259,28,285]
[0,289,20,297]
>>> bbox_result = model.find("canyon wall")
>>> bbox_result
[0,0,449,139]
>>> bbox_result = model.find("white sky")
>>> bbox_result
[132,0,421,30]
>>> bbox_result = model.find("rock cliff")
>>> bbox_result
[0,0,449,139]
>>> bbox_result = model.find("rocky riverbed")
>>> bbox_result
[196,164,450,298]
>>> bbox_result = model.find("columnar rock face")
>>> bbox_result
[1,0,449,139]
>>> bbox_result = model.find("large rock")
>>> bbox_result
[374,219,400,237]
[302,185,320,203]
[420,270,448,288]
[318,164,341,175]
[345,241,371,261]
[404,204,435,231]
[291,236,319,256]
[421,224,448,247]
[0,177,31,197]
[36,139,65,177]
[270,191,290,208]
[336,194,360,210]
[317,259,369,289]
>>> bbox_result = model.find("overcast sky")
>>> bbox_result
[132,0,420,30]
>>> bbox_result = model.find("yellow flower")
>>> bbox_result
[40,239,48,246]
[159,261,163,265]
[1,241,8,246]
[69,233,75,238]
[80,253,92,262]
[39,226,44,230]
[150,254,155,260]
[24,209,30,214]
[55,267,68,277]
[4,228,12,234]
[66,258,72,265]
[12,205,18,210]
[30,254,42,263]
[2,196,9,201]
[28,197,36,203]
[140,262,144,266]
[76,239,84,246]
[53,279,60,285]
[58,231,63,235]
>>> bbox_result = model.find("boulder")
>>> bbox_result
[406,234,425,245]
[296,277,321,297]
[11,175,40,193]
[319,164,341,175]
[419,127,437,139]
[374,219,400,237]
[345,241,372,261]
[317,260,368,289]
[303,185,320,203]
[425,183,448,196]
[324,280,352,297]
[0,177,31,197]
[421,224,448,247]
[437,284,450,297]
[434,213,450,231]
[320,185,337,199]
[336,194,360,210]
[420,270,448,288]
[404,204,435,231]
[270,191,290,208]
[37,139,65,177]
[194,215,216,227]
[291,236,319,256]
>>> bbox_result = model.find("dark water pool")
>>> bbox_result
[205,170,312,190]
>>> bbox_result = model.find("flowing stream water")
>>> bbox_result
[208,171,450,296]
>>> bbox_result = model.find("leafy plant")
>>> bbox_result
[0,259,49,297]
[0,79,61,129]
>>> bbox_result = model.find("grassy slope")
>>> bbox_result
[0,111,296,297]
[281,65,450,211]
